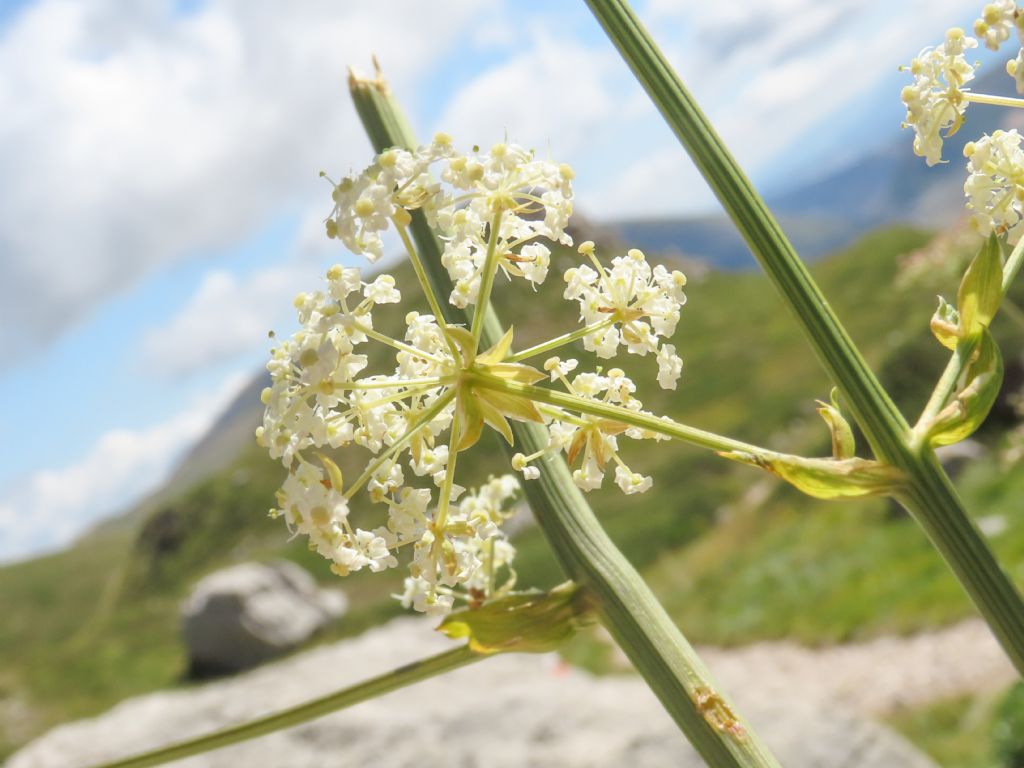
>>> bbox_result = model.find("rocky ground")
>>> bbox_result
[10,614,1013,768]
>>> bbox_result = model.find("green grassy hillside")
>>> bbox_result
[3,224,1023,759]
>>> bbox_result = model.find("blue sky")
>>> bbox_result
[0,0,987,562]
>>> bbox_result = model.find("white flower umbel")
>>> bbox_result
[964,129,1024,242]
[435,142,574,311]
[900,28,978,166]
[563,241,686,384]
[262,132,738,614]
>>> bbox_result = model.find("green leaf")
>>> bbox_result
[815,388,855,460]
[930,296,961,351]
[437,582,593,654]
[720,451,905,499]
[476,387,544,424]
[957,234,1003,341]
[474,392,514,446]
[484,362,546,384]
[455,391,485,452]
[477,326,514,364]
[926,329,1004,447]
[445,325,478,366]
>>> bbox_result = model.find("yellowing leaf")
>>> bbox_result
[957,234,1003,341]
[483,362,546,384]
[720,451,905,499]
[930,296,961,351]
[455,392,485,452]
[476,387,543,424]
[437,582,592,654]
[815,388,855,460]
[445,325,478,366]
[477,326,514,365]
[926,328,1004,447]
[475,392,514,445]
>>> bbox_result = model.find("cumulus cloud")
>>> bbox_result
[0,0,482,365]
[0,373,248,563]
[138,265,308,376]
[434,32,620,155]
[586,0,982,217]
[138,206,355,376]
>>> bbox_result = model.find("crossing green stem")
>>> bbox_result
[587,0,1024,675]
[90,647,481,768]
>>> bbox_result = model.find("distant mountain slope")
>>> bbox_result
[86,373,270,539]
[611,67,1024,270]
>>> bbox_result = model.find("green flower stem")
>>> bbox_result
[471,372,763,456]
[587,0,1024,675]
[963,92,1024,109]
[350,319,447,366]
[351,71,782,767]
[471,210,505,346]
[343,388,456,500]
[89,646,481,768]
[434,397,463,532]
[506,316,619,363]
[917,236,1024,433]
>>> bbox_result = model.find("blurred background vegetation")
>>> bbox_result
[3,218,1024,764]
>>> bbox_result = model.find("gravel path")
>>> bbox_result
[10,616,1006,768]
[695,618,1016,716]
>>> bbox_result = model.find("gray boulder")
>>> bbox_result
[9,619,937,768]
[180,561,346,675]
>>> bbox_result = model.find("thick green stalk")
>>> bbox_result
[90,647,480,768]
[587,0,1024,674]
[351,72,782,767]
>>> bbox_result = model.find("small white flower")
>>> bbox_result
[900,28,979,166]
[543,356,579,381]
[518,243,551,285]
[364,274,401,305]
[511,452,540,480]
[656,344,683,390]
[964,129,1024,243]
[564,244,686,371]
[572,459,604,491]
[614,465,653,495]
[974,1,1018,50]
[1007,48,1024,93]
[397,577,453,616]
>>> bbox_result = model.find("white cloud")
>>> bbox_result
[139,265,310,376]
[593,147,714,219]
[0,0,483,364]
[138,206,360,376]
[434,32,620,157]
[0,372,248,564]
[587,0,983,217]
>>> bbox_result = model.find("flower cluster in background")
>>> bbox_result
[901,2,1024,243]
